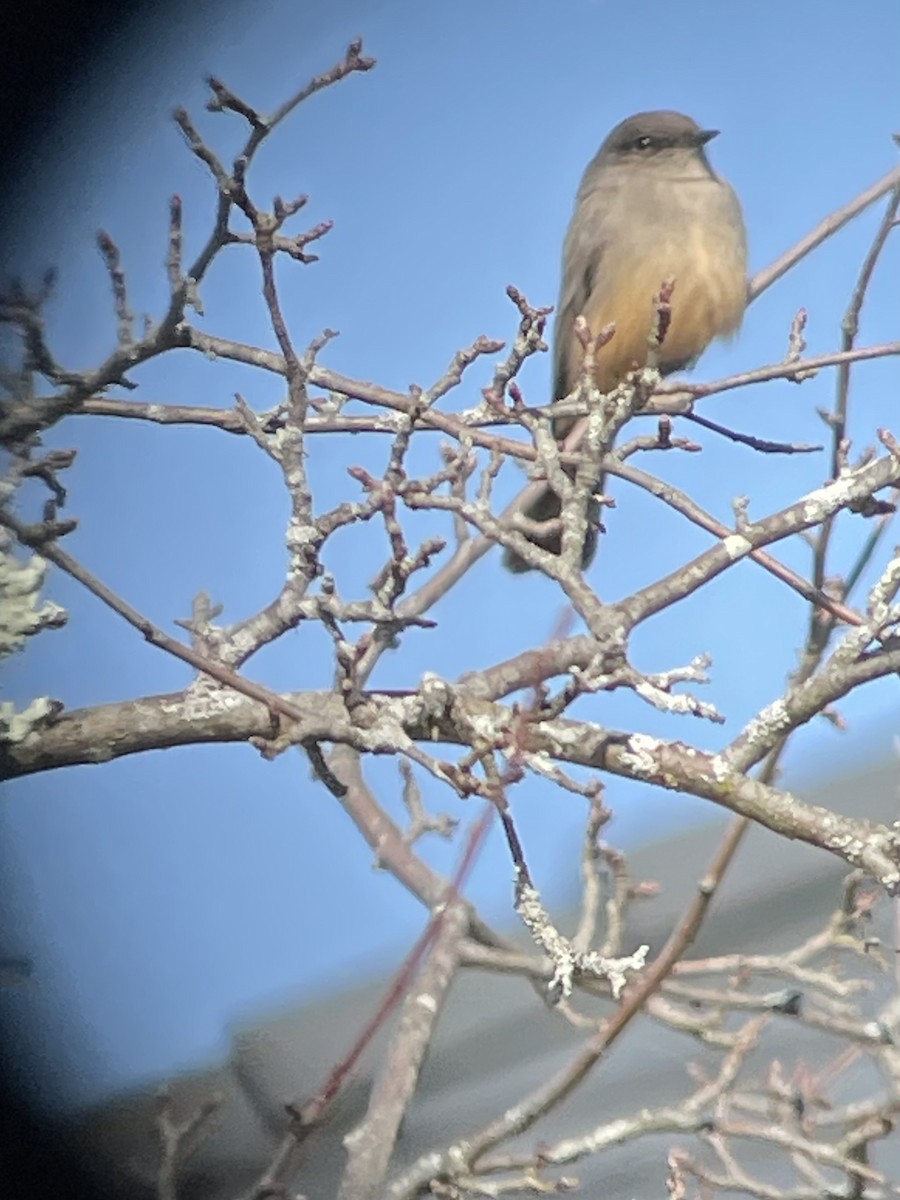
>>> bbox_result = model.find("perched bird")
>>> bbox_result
[503,109,748,573]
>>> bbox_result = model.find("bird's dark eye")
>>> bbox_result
[626,135,654,152]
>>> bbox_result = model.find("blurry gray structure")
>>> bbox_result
[70,756,900,1198]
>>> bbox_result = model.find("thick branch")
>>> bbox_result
[7,685,900,888]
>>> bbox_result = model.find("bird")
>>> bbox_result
[502,109,748,573]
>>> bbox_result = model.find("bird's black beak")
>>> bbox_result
[696,129,720,146]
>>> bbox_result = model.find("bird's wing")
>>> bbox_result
[551,185,611,429]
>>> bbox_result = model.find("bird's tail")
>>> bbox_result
[502,483,599,574]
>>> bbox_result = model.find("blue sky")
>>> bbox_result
[2,0,900,1113]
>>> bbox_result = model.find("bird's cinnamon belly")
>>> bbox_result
[580,227,746,392]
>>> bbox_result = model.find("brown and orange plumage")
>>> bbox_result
[504,110,747,573]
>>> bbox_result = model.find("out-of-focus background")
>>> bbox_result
[2,0,898,1157]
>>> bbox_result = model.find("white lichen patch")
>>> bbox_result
[722,534,752,561]
[466,710,504,743]
[581,943,649,999]
[799,476,856,522]
[736,700,792,751]
[533,722,583,753]
[0,550,66,657]
[418,673,452,717]
[618,733,662,778]
[183,674,246,717]
[709,753,735,783]
[0,697,57,743]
